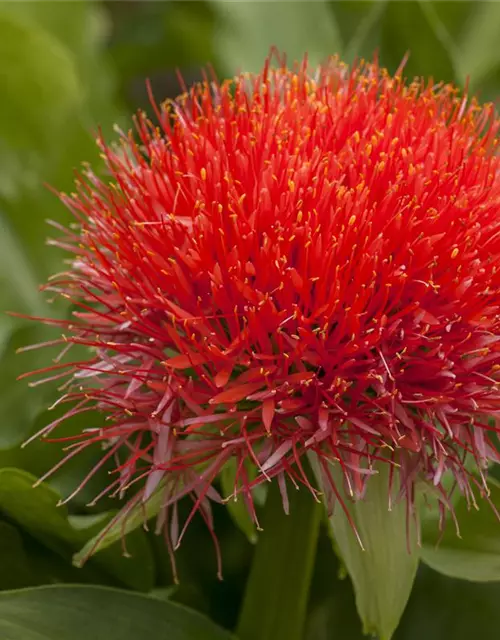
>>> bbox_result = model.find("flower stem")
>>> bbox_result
[236,476,322,640]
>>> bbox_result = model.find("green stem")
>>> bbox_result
[236,476,322,640]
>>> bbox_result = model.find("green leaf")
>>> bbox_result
[0,521,33,589]
[237,477,322,640]
[332,0,389,63]
[0,522,96,590]
[380,1,456,82]
[309,561,500,640]
[0,468,155,591]
[0,10,81,199]
[468,65,500,105]
[0,0,116,148]
[455,1,500,88]
[0,1,109,64]
[431,0,475,44]
[110,1,216,102]
[421,478,500,582]
[307,597,365,640]
[0,584,234,640]
[74,479,166,566]
[313,457,419,640]
[0,215,48,320]
[14,532,116,587]
[306,526,365,640]
[2,405,116,509]
[0,1,119,283]
[220,458,257,544]
[395,565,500,640]
[417,1,461,74]
[0,326,53,449]
[212,0,342,74]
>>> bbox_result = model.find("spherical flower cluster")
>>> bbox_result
[23,53,500,572]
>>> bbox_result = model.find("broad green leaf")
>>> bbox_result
[0,0,116,149]
[0,521,33,589]
[395,565,500,640]
[1,369,116,509]
[150,583,211,616]
[431,0,475,44]
[0,215,47,320]
[220,458,257,544]
[305,526,364,640]
[109,1,216,104]
[421,478,500,582]
[74,480,166,566]
[212,0,342,75]
[313,456,419,640]
[0,468,155,591]
[309,562,500,640]
[0,11,81,199]
[0,327,53,449]
[417,1,461,74]
[455,1,500,89]
[332,0,388,63]
[0,1,119,283]
[469,65,500,105]
[13,532,116,588]
[380,1,456,82]
[0,228,62,452]
[2,405,115,509]
[237,478,322,640]
[0,522,97,590]
[0,1,110,64]
[307,598,365,640]
[0,585,234,640]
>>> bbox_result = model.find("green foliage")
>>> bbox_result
[314,458,419,640]
[395,566,500,640]
[0,10,81,198]
[307,561,500,640]
[421,479,500,582]
[237,478,322,640]
[0,327,49,448]
[0,585,233,640]
[212,0,341,73]
[2,1,500,638]
[108,1,217,100]
[0,468,155,591]
[73,482,166,567]
[220,458,258,545]
[0,522,33,590]
[454,2,500,88]
[0,0,119,489]
[1,406,116,507]
[380,1,456,81]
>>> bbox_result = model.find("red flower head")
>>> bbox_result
[23,53,500,573]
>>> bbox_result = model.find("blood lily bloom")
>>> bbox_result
[20,53,500,572]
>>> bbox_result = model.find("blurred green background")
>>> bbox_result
[2,1,500,638]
